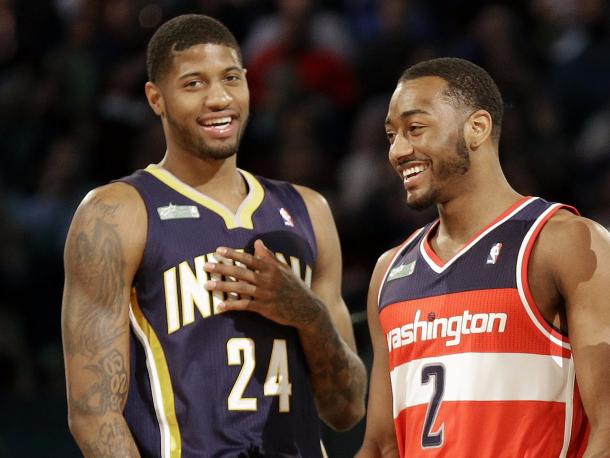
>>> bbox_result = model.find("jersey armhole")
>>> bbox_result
[516,204,578,350]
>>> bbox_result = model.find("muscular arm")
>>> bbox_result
[356,250,399,458]
[291,185,367,430]
[535,212,610,457]
[62,183,145,457]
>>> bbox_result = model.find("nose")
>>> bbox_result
[388,133,414,165]
[205,81,232,110]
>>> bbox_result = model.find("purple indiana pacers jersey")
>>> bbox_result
[378,197,588,457]
[119,164,323,458]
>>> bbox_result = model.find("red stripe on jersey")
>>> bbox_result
[395,400,585,457]
[567,383,589,457]
[519,204,579,344]
[380,288,572,364]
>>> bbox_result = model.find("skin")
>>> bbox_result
[63,42,366,456]
[356,76,610,457]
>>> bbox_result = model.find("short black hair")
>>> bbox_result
[146,14,242,83]
[400,57,504,140]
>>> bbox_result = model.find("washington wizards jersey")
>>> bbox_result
[119,165,323,458]
[378,197,589,457]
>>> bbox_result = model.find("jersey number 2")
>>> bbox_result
[227,338,292,412]
[421,364,445,448]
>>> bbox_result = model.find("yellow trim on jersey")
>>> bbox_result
[130,292,182,458]
[144,164,264,230]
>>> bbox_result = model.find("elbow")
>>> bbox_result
[322,399,366,432]
[67,410,90,441]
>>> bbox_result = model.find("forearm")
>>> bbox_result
[584,426,610,458]
[69,412,141,458]
[298,298,367,430]
[355,440,400,458]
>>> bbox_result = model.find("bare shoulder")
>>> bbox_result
[66,182,147,271]
[537,209,610,288]
[76,181,144,217]
[292,184,332,219]
[369,246,402,296]
[537,209,610,260]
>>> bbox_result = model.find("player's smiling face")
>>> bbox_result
[158,43,249,161]
[385,76,471,210]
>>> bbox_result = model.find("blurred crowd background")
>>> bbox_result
[1,0,609,456]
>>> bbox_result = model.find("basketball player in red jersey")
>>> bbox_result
[356,58,610,457]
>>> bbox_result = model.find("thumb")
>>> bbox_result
[254,239,274,259]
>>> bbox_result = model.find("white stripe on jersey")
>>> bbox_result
[516,202,572,350]
[390,352,574,419]
[420,197,537,273]
[129,306,172,458]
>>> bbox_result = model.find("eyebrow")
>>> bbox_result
[385,109,431,126]
[178,66,243,80]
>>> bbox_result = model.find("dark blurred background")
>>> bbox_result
[1,0,609,456]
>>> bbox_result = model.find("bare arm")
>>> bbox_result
[356,250,400,458]
[291,185,367,430]
[536,212,610,457]
[62,183,146,457]
[203,186,366,431]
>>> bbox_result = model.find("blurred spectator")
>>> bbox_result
[243,0,354,63]
[0,1,609,456]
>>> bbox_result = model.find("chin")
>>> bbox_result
[194,141,239,160]
[406,192,436,211]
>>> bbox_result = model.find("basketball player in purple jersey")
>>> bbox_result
[61,14,365,457]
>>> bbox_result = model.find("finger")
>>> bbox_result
[204,261,257,283]
[205,279,258,298]
[254,239,275,260]
[215,247,265,270]
[218,298,256,312]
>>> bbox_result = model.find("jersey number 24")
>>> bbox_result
[227,337,292,412]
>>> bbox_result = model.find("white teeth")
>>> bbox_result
[203,116,231,127]
[402,164,428,178]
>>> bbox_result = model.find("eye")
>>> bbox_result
[409,124,424,134]
[225,74,242,84]
[386,131,396,144]
[184,80,203,89]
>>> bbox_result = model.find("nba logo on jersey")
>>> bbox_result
[279,207,295,227]
[486,242,503,264]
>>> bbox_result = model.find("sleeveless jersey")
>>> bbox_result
[119,164,323,458]
[377,197,589,457]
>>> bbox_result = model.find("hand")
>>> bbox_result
[203,240,321,328]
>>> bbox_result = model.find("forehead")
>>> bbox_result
[387,76,451,120]
[168,43,242,77]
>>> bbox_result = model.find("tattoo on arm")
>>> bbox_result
[276,277,319,326]
[82,417,134,458]
[64,199,127,359]
[70,350,129,416]
[313,313,366,404]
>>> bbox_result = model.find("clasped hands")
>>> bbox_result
[203,239,320,328]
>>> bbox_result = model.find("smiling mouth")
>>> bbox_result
[402,164,429,180]
[201,116,232,128]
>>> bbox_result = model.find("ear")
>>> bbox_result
[464,109,492,149]
[145,81,165,117]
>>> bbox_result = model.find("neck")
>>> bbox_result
[435,157,522,244]
[157,150,248,206]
